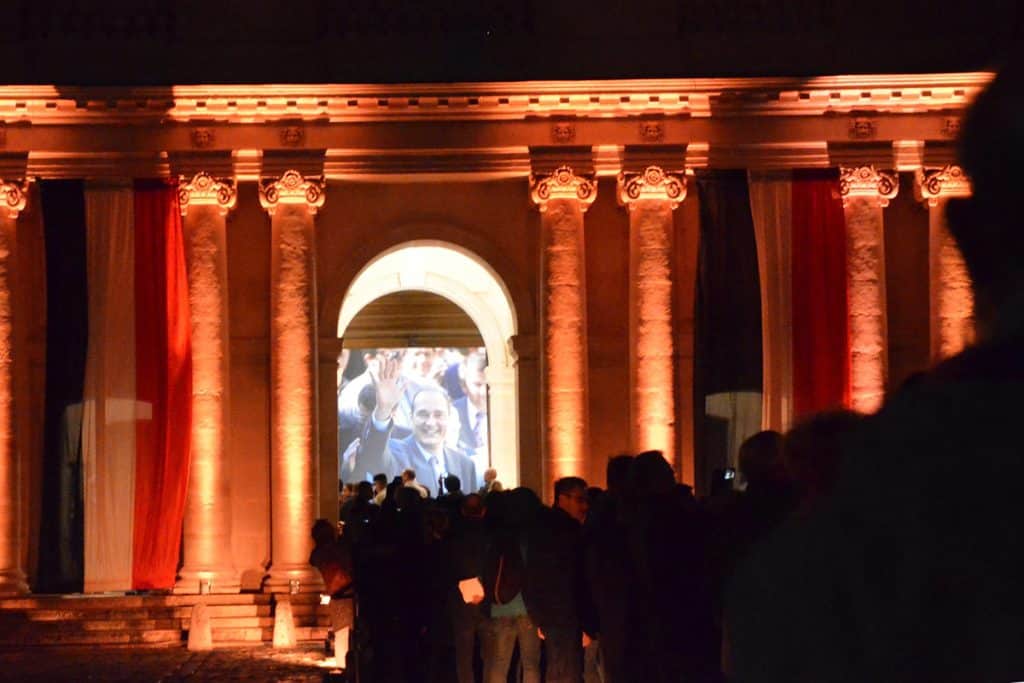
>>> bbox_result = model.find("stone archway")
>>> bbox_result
[336,240,520,488]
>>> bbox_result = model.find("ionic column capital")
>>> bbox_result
[529,166,597,212]
[178,172,237,217]
[839,165,899,208]
[258,170,326,216]
[617,166,687,210]
[0,180,29,219]
[915,165,972,206]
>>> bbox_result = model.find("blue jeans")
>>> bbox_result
[483,614,542,683]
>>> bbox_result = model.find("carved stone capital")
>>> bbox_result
[258,170,326,216]
[0,179,29,219]
[178,172,237,216]
[839,165,899,207]
[616,166,687,210]
[915,165,971,206]
[529,166,597,213]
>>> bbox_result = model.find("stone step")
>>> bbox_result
[20,608,180,622]
[182,616,273,629]
[76,618,182,631]
[2,628,183,646]
[0,592,332,647]
[297,626,330,641]
[12,605,272,626]
[172,603,271,618]
[210,627,267,642]
[0,593,270,611]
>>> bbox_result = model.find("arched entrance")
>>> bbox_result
[336,241,520,488]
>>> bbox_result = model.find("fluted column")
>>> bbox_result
[840,166,898,413]
[915,165,974,360]
[261,170,325,594]
[617,166,685,470]
[530,167,596,490]
[0,180,28,595]
[175,173,239,594]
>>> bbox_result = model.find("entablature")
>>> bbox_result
[0,73,991,179]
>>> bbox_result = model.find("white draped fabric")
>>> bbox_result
[82,183,137,592]
[748,172,794,432]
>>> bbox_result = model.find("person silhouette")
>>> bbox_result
[727,57,1024,683]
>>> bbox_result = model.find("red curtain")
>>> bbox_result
[791,171,849,419]
[132,180,192,589]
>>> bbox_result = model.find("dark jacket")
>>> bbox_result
[727,301,1024,683]
[523,505,595,635]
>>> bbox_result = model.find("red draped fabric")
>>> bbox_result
[791,171,849,419]
[132,181,192,589]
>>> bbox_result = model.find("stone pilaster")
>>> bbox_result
[0,180,28,595]
[915,165,975,360]
[617,166,685,470]
[175,173,240,594]
[840,166,898,413]
[530,166,595,491]
[260,170,325,594]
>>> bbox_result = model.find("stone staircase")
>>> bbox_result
[0,593,335,647]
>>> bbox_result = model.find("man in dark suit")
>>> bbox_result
[346,354,476,498]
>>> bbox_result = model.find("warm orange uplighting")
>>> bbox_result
[176,174,238,594]
[933,223,975,357]
[840,167,897,414]
[261,171,325,593]
[0,181,28,595]
[619,167,685,469]
[531,168,595,487]
[916,167,975,360]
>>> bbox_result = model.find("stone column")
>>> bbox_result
[915,165,974,360]
[0,180,28,595]
[617,166,685,469]
[175,173,239,594]
[261,170,325,594]
[530,167,596,490]
[839,166,899,414]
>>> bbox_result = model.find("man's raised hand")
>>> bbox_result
[371,355,405,422]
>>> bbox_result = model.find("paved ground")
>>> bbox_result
[0,643,344,682]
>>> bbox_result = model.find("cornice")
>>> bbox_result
[0,72,990,180]
[0,72,991,125]
[25,152,170,179]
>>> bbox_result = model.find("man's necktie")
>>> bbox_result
[473,412,487,449]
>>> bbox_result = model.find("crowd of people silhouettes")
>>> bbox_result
[310,58,1024,683]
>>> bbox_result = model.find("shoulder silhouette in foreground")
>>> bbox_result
[727,57,1024,683]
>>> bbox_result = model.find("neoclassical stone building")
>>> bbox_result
[0,69,994,598]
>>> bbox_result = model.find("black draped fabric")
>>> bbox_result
[37,180,88,593]
[694,171,763,494]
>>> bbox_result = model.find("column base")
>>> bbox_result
[0,569,30,596]
[262,563,324,595]
[174,566,242,595]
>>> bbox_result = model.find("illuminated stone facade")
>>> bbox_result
[0,73,991,594]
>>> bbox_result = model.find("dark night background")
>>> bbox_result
[4,0,1021,85]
